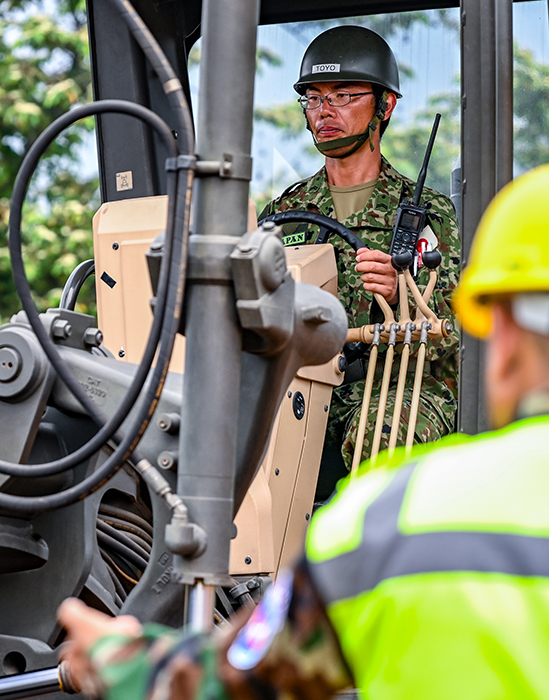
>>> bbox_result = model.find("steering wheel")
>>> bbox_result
[260,210,367,252]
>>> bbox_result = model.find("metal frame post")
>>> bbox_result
[173,0,260,626]
[458,0,513,435]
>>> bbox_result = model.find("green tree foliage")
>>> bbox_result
[252,14,549,204]
[3,3,549,327]
[0,0,98,323]
[382,91,460,196]
[514,44,549,172]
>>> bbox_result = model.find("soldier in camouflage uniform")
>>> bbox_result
[261,26,460,474]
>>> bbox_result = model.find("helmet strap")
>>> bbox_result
[306,90,389,159]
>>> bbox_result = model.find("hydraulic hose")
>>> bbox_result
[1,106,193,511]
[99,504,153,537]
[0,0,196,510]
[98,514,153,546]
[59,259,95,311]
[0,157,193,513]
[0,102,176,479]
[261,210,367,251]
[96,519,151,563]
[96,530,148,572]
[108,0,194,155]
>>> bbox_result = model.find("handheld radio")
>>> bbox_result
[389,113,441,258]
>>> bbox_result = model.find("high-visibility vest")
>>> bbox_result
[306,415,549,699]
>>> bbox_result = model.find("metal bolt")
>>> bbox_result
[287,391,292,398]
[157,412,181,435]
[112,242,119,250]
[0,347,20,382]
[245,557,252,565]
[324,405,329,412]
[157,451,178,470]
[275,468,280,476]
[52,319,72,340]
[118,348,125,358]
[84,327,103,348]
[305,513,310,521]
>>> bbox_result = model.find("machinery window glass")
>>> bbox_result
[513,1,549,177]
[188,10,461,212]
[189,2,549,210]
[248,10,461,212]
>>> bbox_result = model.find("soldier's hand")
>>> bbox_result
[57,598,142,693]
[355,248,398,305]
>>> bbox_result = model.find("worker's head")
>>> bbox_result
[454,165,549,428]
[294,26,401,159]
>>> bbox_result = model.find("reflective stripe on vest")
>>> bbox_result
[309,462,549,606]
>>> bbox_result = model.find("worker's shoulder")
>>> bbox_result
[336,419,535,511]
[312,419,544,543]
[394,416,549,532]
[278,176,312,201]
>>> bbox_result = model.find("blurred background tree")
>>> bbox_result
[0,0,98,323]
[514,44,549,174]
[1,2,547,325]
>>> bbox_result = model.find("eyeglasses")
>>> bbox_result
[297,90,374,111]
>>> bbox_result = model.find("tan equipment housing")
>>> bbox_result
[93,196,343,578]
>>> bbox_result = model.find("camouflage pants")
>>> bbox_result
[326,377,453,472]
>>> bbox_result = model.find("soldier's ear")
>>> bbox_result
[384,93,397,121]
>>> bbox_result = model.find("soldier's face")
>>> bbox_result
[305,81,376,145]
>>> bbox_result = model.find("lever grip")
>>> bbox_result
[392,251,413,271]
[423,250,442,270]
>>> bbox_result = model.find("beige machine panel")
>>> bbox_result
[93,196,344,579]
[94,196,258,370]
[230,243,344,577]
[93,196,186,371]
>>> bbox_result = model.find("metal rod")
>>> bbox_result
[350,325,381,477]
[174,0,260,594]
[0,668,61,700]
[459,0,513,435]
[370,322,399,464]
[404,269,437,326]
[495,0,514,192]
[406,322,430,450]
[389,330,412,454]
[188,581,216,633]
[420,269,438,311]
[388,271,412,453]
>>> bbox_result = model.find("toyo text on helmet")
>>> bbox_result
[312,64,340,73]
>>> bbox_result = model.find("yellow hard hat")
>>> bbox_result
[454,164,549,338]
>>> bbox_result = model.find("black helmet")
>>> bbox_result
[294,26,402,98]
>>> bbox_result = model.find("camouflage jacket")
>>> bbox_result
[261,157,461,403]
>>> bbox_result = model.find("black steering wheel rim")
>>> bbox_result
[260,210,367,252]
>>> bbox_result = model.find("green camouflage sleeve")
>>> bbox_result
[79,565,351,700]
[223,562,353,700]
